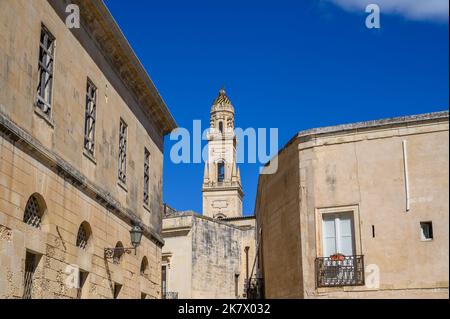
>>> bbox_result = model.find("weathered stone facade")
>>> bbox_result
[255,111,449,299]
[0,0,176,299]
[162,211,257,299]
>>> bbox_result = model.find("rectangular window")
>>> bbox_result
[144,148,150,205]
[77,270,89,299]
[84,80,97,156]
[161,265,167,299]
[113,283,122,299]
[322,212,355,257]
[118,119,128,184]
[36,25,55,117]
[420,222,433,240]
[23,252,39,299]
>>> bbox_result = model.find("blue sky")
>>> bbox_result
[104,0,449,215]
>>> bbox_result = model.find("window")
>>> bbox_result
[143,148,150,205]
[113,242,124,265]
[113,283,122,299]
[76,222,91,250]
[23,252,40,299]
[84,80,97,156]
[140,257,149,277]
[36,25,55,117]
[161,265,167,299]
[217,162,225,183]
[420,222,433,241]
[23,194,45,228]
[118,119,128,184]
[218,121,224,134]
[322,212,355,257]
[77,270,89,299]
[234,274,239,297]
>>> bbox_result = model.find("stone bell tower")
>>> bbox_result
[202,88,243,219]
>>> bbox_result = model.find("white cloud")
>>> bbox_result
[326,0,449,22]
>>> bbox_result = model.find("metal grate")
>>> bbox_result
[23,195,42,228]
[143,149,150,205]
[315,255,365,288]
[163,292,179,299]
[113,245,124,265]
[246,278,265,299]
[84,80,97,156]
[76,224,88,249]
[118,119,128,184]
[23,252,37,299]
[36,25,55,116]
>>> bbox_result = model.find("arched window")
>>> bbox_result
[113,242,124,265]
[218,121,224,134]
[76,222,91,250]
[23,194,45,228]
[140,257,149,277]
[217,162,225,183]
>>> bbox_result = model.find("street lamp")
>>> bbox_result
[104,225,143,259]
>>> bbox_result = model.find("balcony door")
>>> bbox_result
[322,212,355,257]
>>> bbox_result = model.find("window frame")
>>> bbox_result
[118,119,128,185]
[315,205,362,258]
[84,79,97,158]
[143,148,150,206]
[36,24,56,118]
[217,161,225,183]
[420,221,434,241]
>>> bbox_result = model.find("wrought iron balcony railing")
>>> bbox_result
[245,277,265,299]
[315,255,365,288]
[162,291,179,299]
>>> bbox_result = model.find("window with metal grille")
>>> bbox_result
[77,271,88,299]
[118,119,128,184]
[113,282,122,299]
[113,242,124,265]
[143,148,150,205]
[23,252,38,299]
[23,195,43,228]
[36,25,55,116]
[140,257,149,277]
[84,80,97,156]
[76,223,89,249]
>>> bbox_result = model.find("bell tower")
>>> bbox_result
[202,88,243,219]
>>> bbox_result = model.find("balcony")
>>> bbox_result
[162,292,179,299]
[245,278,265,299]
[315,255,365,288]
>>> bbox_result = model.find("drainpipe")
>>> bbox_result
[402,140,410,212]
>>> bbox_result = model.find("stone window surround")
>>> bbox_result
[314,204,363,258]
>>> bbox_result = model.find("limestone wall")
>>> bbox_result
[0,0,169,299]
[255,113,449,299]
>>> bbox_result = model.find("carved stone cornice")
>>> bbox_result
[59,0,177,135]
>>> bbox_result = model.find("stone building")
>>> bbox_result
[161,89,259,299]
[255,111,449,298]
[202,89,243,219]
[0,0,176,299]
[162,209,257,299]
